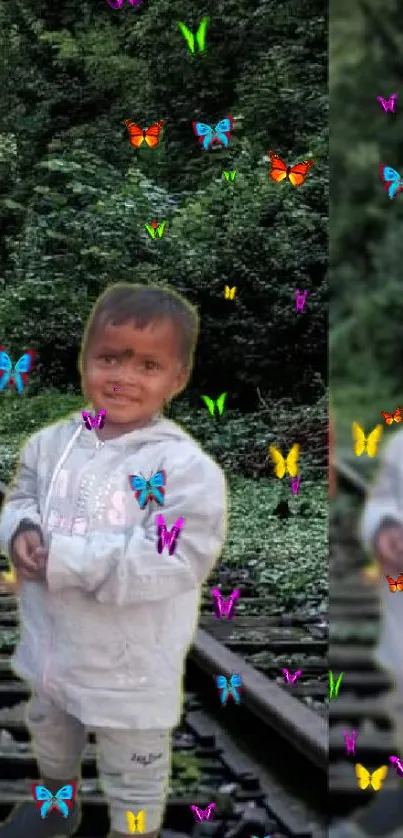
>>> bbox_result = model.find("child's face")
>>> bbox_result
[82,319,189,434]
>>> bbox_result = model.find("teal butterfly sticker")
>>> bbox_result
[177,17,209,55]
[201,392,227,417]
[144,220,167,239]
[329,670,344,700]
[223,170,237,182]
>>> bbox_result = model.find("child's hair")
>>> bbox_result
[80,283,199,371]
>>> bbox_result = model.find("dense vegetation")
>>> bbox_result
[331,0,403,452]
[0,0,327,603]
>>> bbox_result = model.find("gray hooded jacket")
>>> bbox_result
[0,414,227,728]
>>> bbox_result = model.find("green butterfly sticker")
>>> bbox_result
[201,392,227,417]
[223,170,237,182]
[329,670,344,700]
[177,16,209,55]
[144,221,167,239]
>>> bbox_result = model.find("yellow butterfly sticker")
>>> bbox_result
[224,286,236,299]
[269,444,300,479]
[355,763,388,791]
[352,422,383,457]
[126,810,146,833]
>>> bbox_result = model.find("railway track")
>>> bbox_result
[329,457,397,822]
[0,482,327,837]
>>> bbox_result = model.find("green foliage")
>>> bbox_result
[0,0,327,408]
[331,0,403,426]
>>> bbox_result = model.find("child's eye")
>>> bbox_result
[100,355,117,365]
[144,360,159,371]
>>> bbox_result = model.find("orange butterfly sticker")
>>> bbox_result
[381,407,403,425]
[125,120,166,149]
[386,575,403,592]
[268,151,314,187]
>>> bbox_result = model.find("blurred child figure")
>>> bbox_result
[330,429,403,838]
[0,284,227,838]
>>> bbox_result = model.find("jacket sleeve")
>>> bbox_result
[360,431,403,551]
[47,454,227,604]
[0,436,42,559]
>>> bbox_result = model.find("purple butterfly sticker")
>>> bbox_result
[295,289,309,312]
[389,755,403,776]
[190,803,216,822]
[377,93,398,113]
[343,729,357,756]
[211,587,240,619]
[282,668,302,685]
[290,475,301,495]
[82,410,106,430]
[156,515,185,556]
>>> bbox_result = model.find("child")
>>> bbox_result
[0,283,227,838]
[330,430,403,838]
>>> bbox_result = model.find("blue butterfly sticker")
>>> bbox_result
[215,673,242,705]
[0,348,36,393]
[192,117,234,151]
[128,470,166,509]
[32,782,76,819]
[380,164,403,199]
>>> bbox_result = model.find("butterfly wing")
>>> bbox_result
[211,587,223,618]
[366,424,382,457]
[0,348,13,391]
[355,764,371,790]
[288,159,314,187]
[268,151,288,183]
[285,443,300,477]
[381,411,394,425]
[125,121,145,148]
[352,422,367,457]
[269,446,286,479]
[215,674,228,704]
[148,470,166,505]
[192,121,214,151]
[54,783,75,817]
[145,224,156,238]
[377,96,388,112]
[82,411,95,430]
[230,170,237,181]
[190,806,205,823]
[226,588,240,618]
[371,765,388,791]
[223,171,230,181]
[282,668,291,683]
[177,21,195,53]
[96,410,106,430]
[380,164,403,199]
[212,116,234,148]
[156,221,166,238]
[32,784,54,818]
[195,16,209,52]
[216,392,227,415]
[13,349,36,392]
[128,475,150,509]
[229,673,242,702]
[201,395,215,416]
[204,803,216,820]
[394,407,403,422]
[144,120,165,148]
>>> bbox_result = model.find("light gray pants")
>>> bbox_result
[26,691,172,834]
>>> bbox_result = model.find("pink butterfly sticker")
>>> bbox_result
[82,410,106,430]
[343,729,357,756]
[282,668,302,685]
[290,475,301,495]
[389,755,403,776]
[190,803,216,822]
[156,515,185,556]
[377,93,398,113]
[211,587,240,619]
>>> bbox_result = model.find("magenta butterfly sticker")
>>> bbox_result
[295,289,309,312]
[106,0,143,8]
[282,668,302,685]
[211,587,240,619]
[377,93,398,113]
[156,515,185,555]
[389,755,403,777]
[82,410,106,430]
[190,803,216,822]
[290,475,301,496]
[343,729,357,756]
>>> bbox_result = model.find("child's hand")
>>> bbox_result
[10,529,46,581]
[374,523,403,575]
